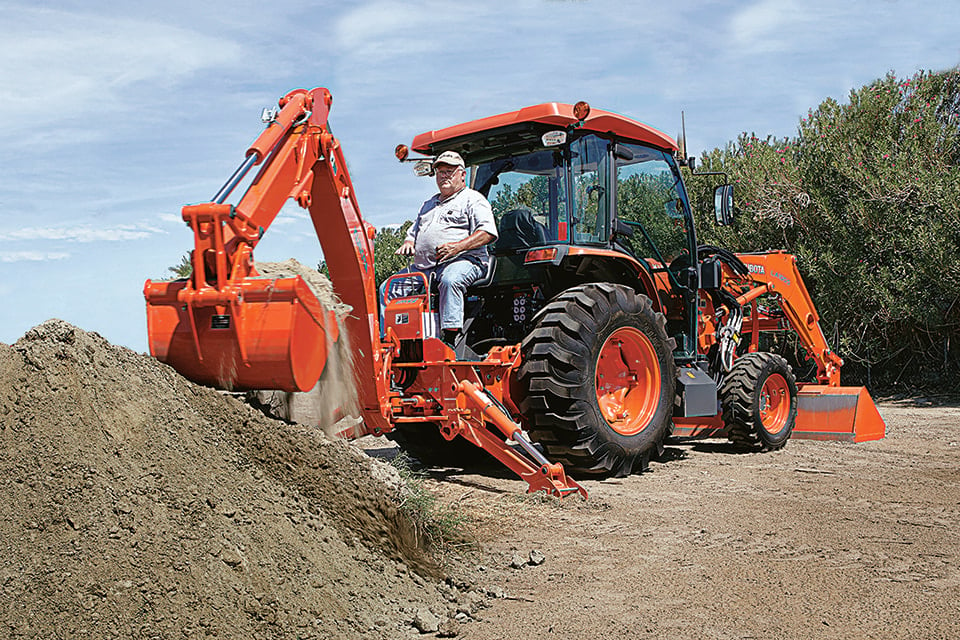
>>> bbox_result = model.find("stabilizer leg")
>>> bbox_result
[455,380,587,498]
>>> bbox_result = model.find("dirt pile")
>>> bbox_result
[0,319,462,639]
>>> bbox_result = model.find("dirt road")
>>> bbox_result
[366,399,960,639]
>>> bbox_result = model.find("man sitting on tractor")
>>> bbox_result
[393,151,497,347]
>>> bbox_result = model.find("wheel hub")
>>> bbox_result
[759,373,790,434]
[596,327,661,436]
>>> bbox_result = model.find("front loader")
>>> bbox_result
[144,87,884,499]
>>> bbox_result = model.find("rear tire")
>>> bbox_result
[517,283,676,477]
[721,352,798,451]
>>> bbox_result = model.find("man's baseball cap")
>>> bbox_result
[432,150,465,169]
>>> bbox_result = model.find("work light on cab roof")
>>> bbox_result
[572,100,591,121]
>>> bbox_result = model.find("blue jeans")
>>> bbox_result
[380,258,484,332]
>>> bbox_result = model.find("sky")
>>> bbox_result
[1,0,958,352]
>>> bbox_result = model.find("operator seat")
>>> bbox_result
[496,208,547,252]
[469,252,497,288]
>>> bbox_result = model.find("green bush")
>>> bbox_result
[689,68,960,391]
[319,220,414,287]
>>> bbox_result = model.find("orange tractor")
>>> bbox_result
[144,87,885,498]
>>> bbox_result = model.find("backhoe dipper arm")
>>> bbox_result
[726,252,844,386]
[149,88,390,429]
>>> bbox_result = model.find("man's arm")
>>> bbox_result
[396,209,425,255]
[436,230,496,263]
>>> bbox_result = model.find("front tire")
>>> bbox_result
[721,352,798,451]
[517,283,676,477]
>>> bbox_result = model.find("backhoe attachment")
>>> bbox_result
[144,88,391,434]
[143,88,582,498]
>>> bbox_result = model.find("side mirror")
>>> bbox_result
[714,184,734,226]
[613,218,635,239]
[413,159,434,177]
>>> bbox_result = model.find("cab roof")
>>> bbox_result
[411,102,679,154]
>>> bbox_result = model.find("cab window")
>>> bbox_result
[570,135,610,245]
[615,144,691,266]
[474,149,567,249]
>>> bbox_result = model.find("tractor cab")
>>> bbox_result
[403,103,711,363]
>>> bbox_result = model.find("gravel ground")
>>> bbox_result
[362,398,960,639]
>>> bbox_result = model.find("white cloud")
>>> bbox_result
[729,0,807,54]
[158,213,183,224]
[334,3,442,60]
[0,251,70,263]
[4,224,164,243]
[0,5,243,139]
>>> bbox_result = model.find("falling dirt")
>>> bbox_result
[249,260,360,434]
[0,320,487,639]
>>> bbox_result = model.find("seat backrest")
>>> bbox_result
[470,253,497,288]
[496,208,547,251]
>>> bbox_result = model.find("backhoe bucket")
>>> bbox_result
[144,275,338,392]
[792,385,886,442]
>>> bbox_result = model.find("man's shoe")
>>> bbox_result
[442,329,461,349]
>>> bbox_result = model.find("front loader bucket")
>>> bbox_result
[793,385,886,442]
[144,276,338,392]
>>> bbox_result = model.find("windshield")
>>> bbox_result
[468,135,692,262]
[472,149,568,251]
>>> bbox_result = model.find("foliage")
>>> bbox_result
[389,452,474,560]
[168,253,192,278]
[490,176,551,218]
[618,171,690,263]
[318,220,414,287]
[371,220,415,286]
[688,68,960,391]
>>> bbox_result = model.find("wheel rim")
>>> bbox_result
[595,326,661,436]
[759,373,791,434]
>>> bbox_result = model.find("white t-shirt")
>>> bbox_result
[405,187,498,270]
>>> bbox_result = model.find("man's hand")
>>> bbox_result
[395,240,415,256]
[435,241,462,263]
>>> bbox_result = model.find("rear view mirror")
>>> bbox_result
[613,143,634,161]
[414,159,434,177]
[714,185,734,225]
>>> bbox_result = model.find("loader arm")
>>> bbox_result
[724,251,843,386]
[144,88,390,431]
[715,251,885,442]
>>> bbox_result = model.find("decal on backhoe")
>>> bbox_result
[350,227,371,275]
